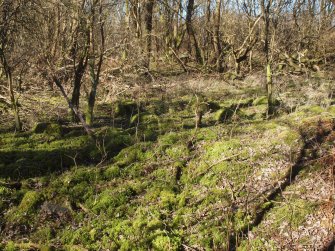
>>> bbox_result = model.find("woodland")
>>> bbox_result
[0,0,334,250]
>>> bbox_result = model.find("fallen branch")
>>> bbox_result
[169,47,189,73]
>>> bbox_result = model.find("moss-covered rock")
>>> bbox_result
[6,190,43,223]
[114,100,138,117]
[33,122,63,137]
[144,98,168,115]
[114,142,154,167]
[214,108,235,122]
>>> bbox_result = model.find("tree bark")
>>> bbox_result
[123,0,131,60]
[260,0,274,115]
[204,0,211,63]
[71,55,88,122]
[7,69,21,131]
[86,0,105,126]
[52,76,93,137]
[69,1,90,122]
[144,0,154,70]
[186,0,203,65]
[214,0,224,72]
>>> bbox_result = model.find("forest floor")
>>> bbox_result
[0,72,334,250]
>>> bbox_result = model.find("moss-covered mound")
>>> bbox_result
[0,85,334,250]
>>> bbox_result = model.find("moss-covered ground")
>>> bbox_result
[0,75,334,250]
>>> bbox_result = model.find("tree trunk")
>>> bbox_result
[249,50,253,72]
[214,0,223,72]
[7,69,21,131]
[186,0,203,65]
[235,60,241,75]
[132,0,142,39]
[52,76,93,137]
[172,0,182,50]
[71,56,88,122]
[144,0,154,70]
[266,63,274,116]
[70,2,90,123]
[86,0,105,126]
[86,62,98,126]
[260,0,274,116]
[203,0,211,63]
[123,0,131,60]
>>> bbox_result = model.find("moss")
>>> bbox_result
[169,98,190,113]
[104,165,121,179]
[0,185,11,196]
[206,101,221,112]
[147,219,164,231]
[33,122,50,134]
[300,105,325,114]
[159,190,176,209]
[142,128,159,141]
[237,238,278,251]
[129,114,162,140]
[4,241,18,251]
[152,235,182,251]
[33,122,63,137]
[69,181,92,201]
[90,186,136,216]
[33,226,54,243]
[144,99,168,115]
[130,113,140,125]
[19,190,42,209]
[252,96,268,106]
[277,129,301,146]
[114,142,154,167]
[204,139,241,160]
[194,127,218,141]
[114,100,138,118]
[40,245,56,251]
[234,209,251,232]
[261,201,273,210]
[6,190,43,223]
[46,123,63,137]
[214,108,235,122]
[327,105,335,115]
[291,105,326,120]
[0,93,331,249]
[269,199,316,229]
[165,144,189,159]
[238,104,267,120]
[64,245,90,251]
[158,131,191,150]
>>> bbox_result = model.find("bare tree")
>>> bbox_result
[70,1,90,122]
[213,0,224,72]
[0,0,34,131]
[186,0,203,65]
[86,0,106,126]
[259,0,275,115]
[144,0,154,70]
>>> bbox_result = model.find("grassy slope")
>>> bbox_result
[0,76,334,251]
